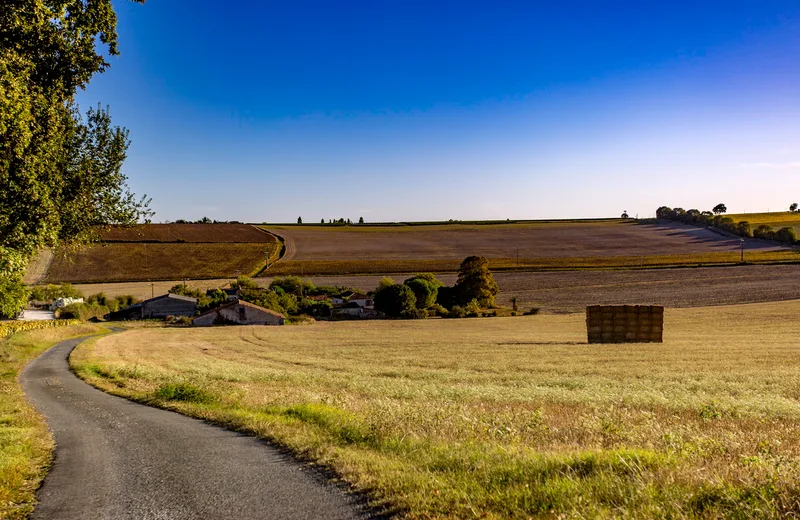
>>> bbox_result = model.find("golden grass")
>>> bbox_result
[729,212,800,234]
[73,302,800,518]
[267,250,800,275]
[0,323,102,519]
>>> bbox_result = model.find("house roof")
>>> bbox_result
[194,299,285,320]
[144,293,198,304]
[307,295,331,301]
[347,293,370,300]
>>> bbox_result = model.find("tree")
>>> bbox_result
[1,0,150,315]
[736,221,752,238]
[297,216,303,224]
[404,278,437,309]
[621,210,629,219]
[359,216,364,224]
[196,216,211,223]
[753,224,775,240]
[775,227,797,244]
[321,218,325,224]
[376,276,395,292]
[791,203,798,212]
[454,256,499,307]
[373,284,416,318]
[713,203,727,215]
[656,206,674,219]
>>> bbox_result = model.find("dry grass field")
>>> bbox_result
[266,220,782,263]
[100,223,275,243]
[44,243,271,283]
[73,301,800,518]
[729,212,800,235]
[0,324,101,520]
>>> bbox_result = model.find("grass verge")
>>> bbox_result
[71,302,800,518]
[0,323,101,519]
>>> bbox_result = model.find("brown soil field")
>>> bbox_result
[71,264,800,313]
[266,221,783,262]
[101,223,276,243]
[44,243,270,283]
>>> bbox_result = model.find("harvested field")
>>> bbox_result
[266,220,783,263]
[44,243,270,283]
[100,223,276,243]
[264,250,800,276]
[74,301,800,518]
[71,264,800,312]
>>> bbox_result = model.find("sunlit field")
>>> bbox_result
[73,302,800,518]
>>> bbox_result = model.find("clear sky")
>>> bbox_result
[78,1,800,223]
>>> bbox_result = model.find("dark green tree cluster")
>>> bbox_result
[373,257,500,319]
[1,0,150,316]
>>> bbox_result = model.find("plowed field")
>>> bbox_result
[101,223,274,243]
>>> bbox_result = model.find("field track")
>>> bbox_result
[71,264,800,313]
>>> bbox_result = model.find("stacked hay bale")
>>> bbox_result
[586,305,663,343]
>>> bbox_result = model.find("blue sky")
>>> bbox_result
[79,1,800,222]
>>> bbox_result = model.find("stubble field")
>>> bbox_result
[70,263,800,312]
[73,300,800,518]
[43,224,280,283]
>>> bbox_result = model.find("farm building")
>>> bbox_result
[193,300,285,326]
[109,293,198,320]
[347,293,374,308]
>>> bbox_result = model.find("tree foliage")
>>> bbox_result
[373,284,416,318]
[712,203,727,215]
[454,256,499,307]
[1,0,149,315]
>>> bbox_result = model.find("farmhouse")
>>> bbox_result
[110,293,198,320]
[193,300,285,326]
[347,293,374,308]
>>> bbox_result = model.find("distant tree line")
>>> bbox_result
[656,205,797,244]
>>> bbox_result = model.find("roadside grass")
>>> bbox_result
[0,323,101,519]
[267,250,800,275]
[729,212,800,235]
[72,301,800,518]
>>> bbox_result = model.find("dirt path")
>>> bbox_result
[21,334,370,520]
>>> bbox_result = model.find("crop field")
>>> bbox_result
[70,263,800,312]
[266,220,782,263]
[729,212,800,235]
[100,223,276,243]
[44,243,270,283]
[44,224,281,284]
[73,301,800,518]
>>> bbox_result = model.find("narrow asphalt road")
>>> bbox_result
[21,334,372,520]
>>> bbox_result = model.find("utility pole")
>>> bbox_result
[740,238,745,263]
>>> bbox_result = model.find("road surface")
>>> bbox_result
[21,334,371,520]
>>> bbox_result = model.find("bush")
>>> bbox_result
[233,275,260,291]
[465,299,481,317]
[753,224,775,240]
[429,303,448,317]
[374,284,417,318]
[775,227,797,244]
[523,307,540,316]
[57,302,109,321]
[29,283,83,302]
[455,256,499,307]
[400,308,428,320]
[168,284,203,298]
[447,306,466,319]
[736,221,752,238]
[115,294,138,308]
[299,299,332,317]
[268,276,314,295]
